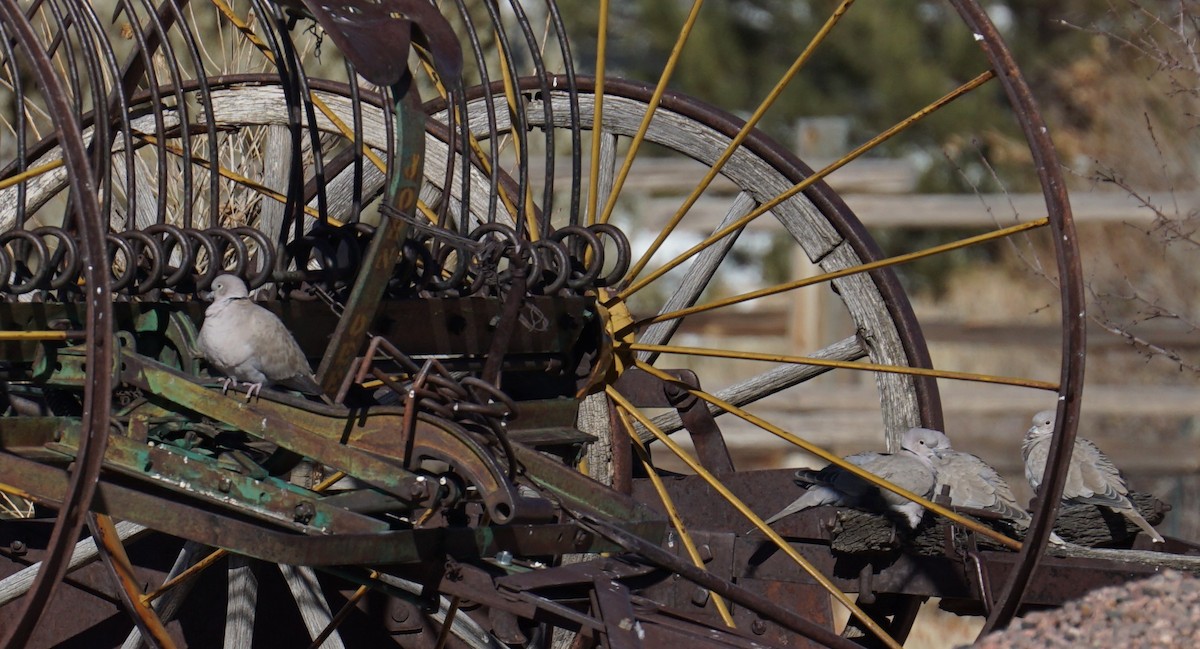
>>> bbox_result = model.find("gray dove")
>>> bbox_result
[1022,410,1164,544]
[919,427,1031,527]
[197,274,322,400]
[761,427,940,529]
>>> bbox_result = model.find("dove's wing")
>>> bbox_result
[935,451,1028,524]
[234,302,321,392]
[1022,433,1050,494]
[1063,438,1129,506]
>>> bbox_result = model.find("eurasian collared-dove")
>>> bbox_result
[918,427,1032,527]
[1022,410,1164,544]
[197,274,322,400]
[761,427,940,529]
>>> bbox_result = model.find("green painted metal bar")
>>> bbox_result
[316,81,426,394]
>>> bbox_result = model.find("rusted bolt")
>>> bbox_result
[293,501,315,524]
[750,619,767,635]
[390,604,410,623]
[9,540,26,556]
[409,480,428,500]
[218,477,232,493]
[573,529,592,550]
[691,587,710,606]
[698,543,713,563]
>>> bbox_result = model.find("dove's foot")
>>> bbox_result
[220,377,237,395]
[242,382,263,401]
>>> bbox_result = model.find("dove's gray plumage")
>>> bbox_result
[762,427,940,529]
[918,427,1031,527]
[1022,410,1164,544]
[197,274,322,399]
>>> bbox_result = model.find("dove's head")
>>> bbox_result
[901,427,949,458]
[1028,410,1056,436]
[209,274,250,302]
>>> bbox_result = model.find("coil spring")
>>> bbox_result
[0,220,629,300]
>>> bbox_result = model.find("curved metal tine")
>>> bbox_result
[225,555,257,649]
[120,541,207,649]
[280,564,346,649]
[503,0,555,229]
[636,191,757,364]
[87,514,176,649]
[543,1,582,226]
[0,2,114,644]
[159,0,221,229]
[448,0,500,230]
[0,521,149,607]
[642,335,865,439]
[128,0,195,229]
[480,0,533,238]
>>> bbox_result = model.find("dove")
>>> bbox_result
[918,427,1032,527]
[1022,410,1164,544]
[197,274,323,400]
[761,427,940,529]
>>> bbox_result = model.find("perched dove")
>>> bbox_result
[762,427,940,529]
[919,427,1032,527]
[1022,410,1164,544]
[197,274,322,400]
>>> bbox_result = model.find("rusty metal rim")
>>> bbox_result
[947,0,1086,636]
[0,1,114,647]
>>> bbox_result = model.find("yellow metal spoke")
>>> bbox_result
[91,514,177,649]
[0,331,77,341]
[309,571,375,649]
[639,218,1050,326]
[586,0,611,225]
[597,0,706,226]
[619,70,996,299]
[606,387,903,649]
[614,407,736,627]
[626,0,856,282]
[630,342,1058,391]
[0,159,64,191]
[631,361,1024,551]
[140,546,227,606]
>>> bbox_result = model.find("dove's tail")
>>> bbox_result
[1117,506,1165,544]
[761,486,841,526]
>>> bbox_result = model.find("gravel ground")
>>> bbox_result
[972,570,1200,648]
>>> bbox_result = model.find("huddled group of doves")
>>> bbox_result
[762,413,1164,545]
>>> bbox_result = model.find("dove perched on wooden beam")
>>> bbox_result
[1022,410,1164,544]
[762,427,940,530]
[921,427,1067,545]
[918,427,1032,527]
[197,274,323,401]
